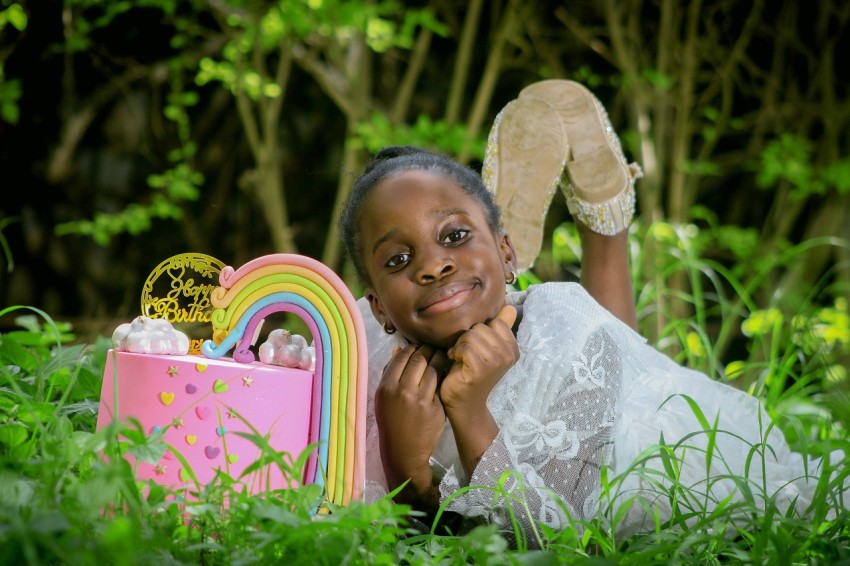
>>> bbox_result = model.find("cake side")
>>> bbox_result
[97,350,314,492]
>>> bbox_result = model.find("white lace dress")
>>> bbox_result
[360,282,845,537]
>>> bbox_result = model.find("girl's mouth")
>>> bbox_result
[417,282,477,314]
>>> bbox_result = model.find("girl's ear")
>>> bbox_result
[365,288,394,333]
[499,232,519,280]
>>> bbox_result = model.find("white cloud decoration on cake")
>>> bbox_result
[259,329,316,371]
[112,316,191,355]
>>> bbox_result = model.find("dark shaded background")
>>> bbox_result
[1,1,848,345]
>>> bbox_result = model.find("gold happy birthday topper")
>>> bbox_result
[141,253,226,353]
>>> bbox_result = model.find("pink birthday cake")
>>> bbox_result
[95,253,367,506]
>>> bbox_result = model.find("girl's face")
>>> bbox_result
[359,169,515,348]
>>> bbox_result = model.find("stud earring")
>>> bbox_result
[382,321,396,335]
[506,270,517,286]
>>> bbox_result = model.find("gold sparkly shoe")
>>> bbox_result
[481,97,568,272]
[519,80,643,236]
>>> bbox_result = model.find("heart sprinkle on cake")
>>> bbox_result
[159,392,175,406]
[195,406,212,420]
[185,434,197,445]
[185,383,198,394]
[204,446,221,459]
[213,379,228,393]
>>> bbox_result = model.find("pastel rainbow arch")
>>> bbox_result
[201,254,366,506]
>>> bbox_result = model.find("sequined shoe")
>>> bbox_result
[481,97,568,271]
[519,80,642,236]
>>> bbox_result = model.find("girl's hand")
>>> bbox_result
[375,344,447,508]
[439,305,518,478]
[440,305,519,413]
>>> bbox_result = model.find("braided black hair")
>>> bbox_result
[339,146,502,282]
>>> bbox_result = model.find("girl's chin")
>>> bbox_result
[407,321,476,349]
[402,331,461,350]
[405,300,506,348]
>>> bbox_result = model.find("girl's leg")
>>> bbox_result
[484,79,641,329]
[576,223,637,329]
[523,80,642,330]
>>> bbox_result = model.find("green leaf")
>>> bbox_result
[39,343,87,380]
[0,471,34,507]
[0,423,28,448]
[0,4,28,31]
[126,434,169,464]
[821,159,850,194]
[17,401,56,425]
[0,336,37,371]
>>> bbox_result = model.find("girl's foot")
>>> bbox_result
[519,80,643,236]
[481,97,567,272]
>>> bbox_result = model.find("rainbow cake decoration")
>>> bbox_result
[96,253,367,507]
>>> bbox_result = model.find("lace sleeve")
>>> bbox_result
[438,283,629,539]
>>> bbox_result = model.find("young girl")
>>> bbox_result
[338,80,847,540]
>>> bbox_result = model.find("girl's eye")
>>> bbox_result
[442,229,469,245]
[385,253,411,268]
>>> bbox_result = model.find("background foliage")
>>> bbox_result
[0,0,847,346]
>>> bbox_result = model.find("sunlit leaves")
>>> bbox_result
[0,69,20,124]
[790,298,850,354]
[148,162,204,200]
[551,223,582,266]
[197,57,282,100]
[55,162,203,246]
[755,134,850,200]
[0,2,27,31]
[821,160,850,195]
[742,308,784,338]
[350,112,486,159]
[724,360,746,381]
[0,2,26,126]
[686,331,706,358]
[366,16,395,52]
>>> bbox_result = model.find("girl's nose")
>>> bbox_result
[415,252,456,284]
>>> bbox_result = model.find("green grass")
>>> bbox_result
[1,223,849,564]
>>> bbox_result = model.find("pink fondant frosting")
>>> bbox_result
[97,351,313,492]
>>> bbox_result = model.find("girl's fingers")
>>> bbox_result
[449,329,498,368]
[429,349,451,387]
[394,344,440,389]
[494,305,518,329]
[381,344,417,384]
[447,305,518,359]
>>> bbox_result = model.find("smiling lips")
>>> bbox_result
[417,282,478,314]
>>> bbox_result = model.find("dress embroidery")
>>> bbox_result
[510,415,579,460]
[572,346,607,388]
